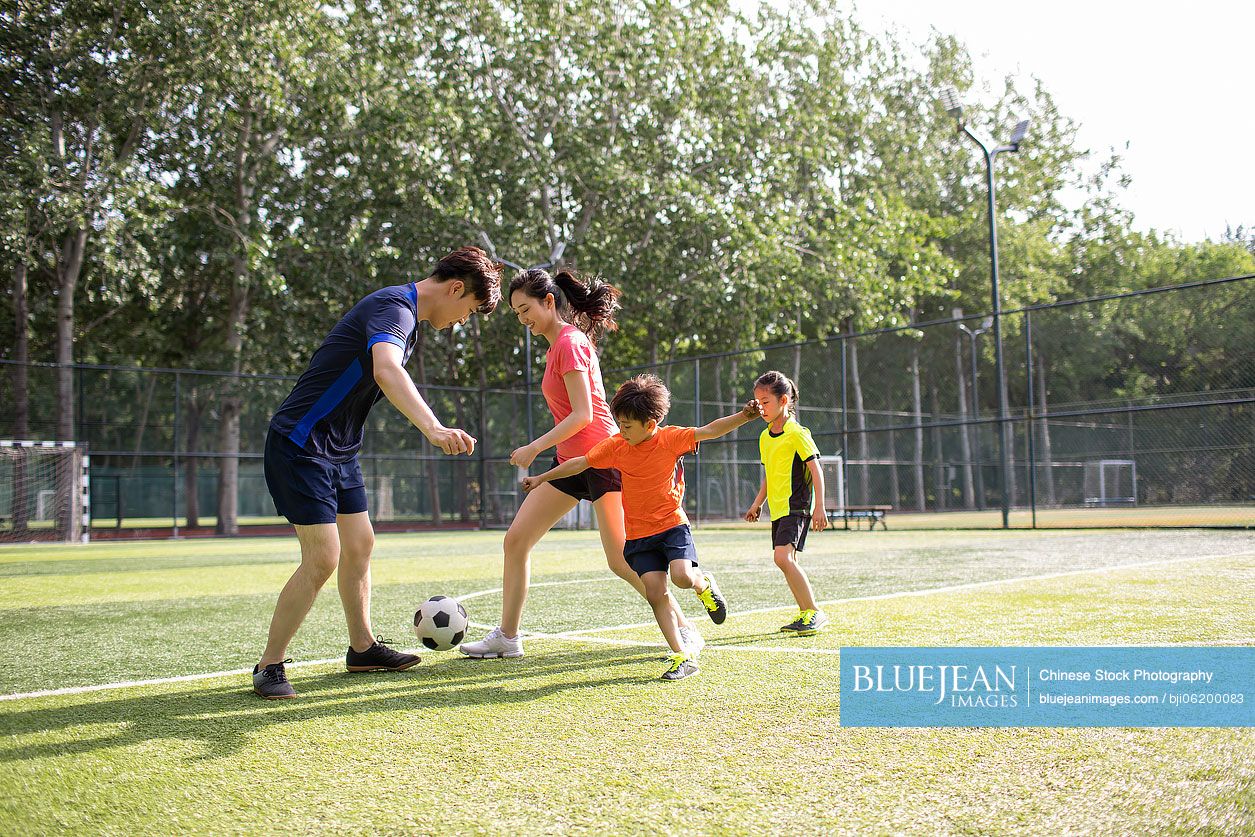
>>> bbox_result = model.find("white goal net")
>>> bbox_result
[0,441,90,543]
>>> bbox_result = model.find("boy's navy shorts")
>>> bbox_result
[546,457,622,502]
[623,523,699,576]
[771,513,810,552]
[264,428,368,525]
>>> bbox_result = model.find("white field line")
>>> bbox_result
[558,552,1252,637]
[1,551,1247,703]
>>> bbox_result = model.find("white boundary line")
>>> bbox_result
[1,551,1248,703]
[559,552,1251,636]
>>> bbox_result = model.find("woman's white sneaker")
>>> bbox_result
[459,626,524,658]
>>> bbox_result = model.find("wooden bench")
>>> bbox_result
[827,505,892,531]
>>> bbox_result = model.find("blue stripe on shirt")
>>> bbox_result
[367,332,406,350]
[289,359,364,449]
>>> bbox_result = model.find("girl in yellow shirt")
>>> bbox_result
[744,371,830,635]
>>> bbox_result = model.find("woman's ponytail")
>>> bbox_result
[552,269,621,343]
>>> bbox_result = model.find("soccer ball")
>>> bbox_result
[413,595,469,651]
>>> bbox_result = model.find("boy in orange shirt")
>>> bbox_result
[523,373,758,680]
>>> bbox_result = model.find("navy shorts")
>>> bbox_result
[547,456,622,502]
[771,514,810,552]
[623,523,700,576]
[264,429,368,525]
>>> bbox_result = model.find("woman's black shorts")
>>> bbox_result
[548,457,622,502]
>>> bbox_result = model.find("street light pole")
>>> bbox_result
[958,316,992,510]
[939,88,1028,529]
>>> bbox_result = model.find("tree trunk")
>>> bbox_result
[993,333,1018,510]
[131,375,158,469]
[1036,348,1056,506]
[12,261,30,531]
[215,391,241,535]
[55,227,88,442]
[415,329,442,524]
[1001,372,1018,510]
[184,389,201,527]
[953,327,975,508]
[886,381,900,509]
[471,318,496,524]
[216,110,262,535]
[848,338,869,505]
[930,383,947,511]
[726,356,739,516]
[54,226,88,539]
[910,340,926,512]
[446,330,469,521]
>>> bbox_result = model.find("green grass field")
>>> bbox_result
[1,527,1252,834]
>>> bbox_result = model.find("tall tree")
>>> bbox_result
[3,1,188,439]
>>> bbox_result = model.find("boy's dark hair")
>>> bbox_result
[432,247,503,314]
[508,267,621,343]
[610,374,671,423]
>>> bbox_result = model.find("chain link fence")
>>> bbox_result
[1,275,1251,535]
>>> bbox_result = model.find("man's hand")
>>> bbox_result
[744,504,761,523]
[812,507,828,532]
[426,426,476,456]
[521,475,543,493]
[741,399,761,419]
[509,443,538,469]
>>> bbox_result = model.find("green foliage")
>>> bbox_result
[1,0,1250,400]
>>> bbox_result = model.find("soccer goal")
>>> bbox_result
[0,441,90,543]
[819,454,847,510]
[1082,458,1138,507]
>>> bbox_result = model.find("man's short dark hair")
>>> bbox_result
[432,247,503,314]
[611,374,671,423]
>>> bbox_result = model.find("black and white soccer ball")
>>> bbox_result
[413,595,469,651]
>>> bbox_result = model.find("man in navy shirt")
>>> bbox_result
[253,246,502,699]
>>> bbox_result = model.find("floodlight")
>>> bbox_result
[939,87,963,120]
[1010,119,1030,147]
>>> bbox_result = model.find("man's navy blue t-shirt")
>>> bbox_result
[270,283,419,462]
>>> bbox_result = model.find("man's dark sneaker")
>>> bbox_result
[780,609,829,637]
[661,653,699,681]
[695,572,728,624]
[346,636,421,672]
[253,659,297,700]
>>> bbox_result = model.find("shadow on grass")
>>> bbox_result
[706,632,809,647]
[0,647,656,764]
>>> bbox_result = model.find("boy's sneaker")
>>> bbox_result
[679,625,705,659]
[695,572,728,624]
[459,626,524,659]
[253,659,297,700]
[780,609,829,636]
[661,653,699,681]
[346,637,421,672]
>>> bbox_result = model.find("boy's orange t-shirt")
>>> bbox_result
[585,424,698,540]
